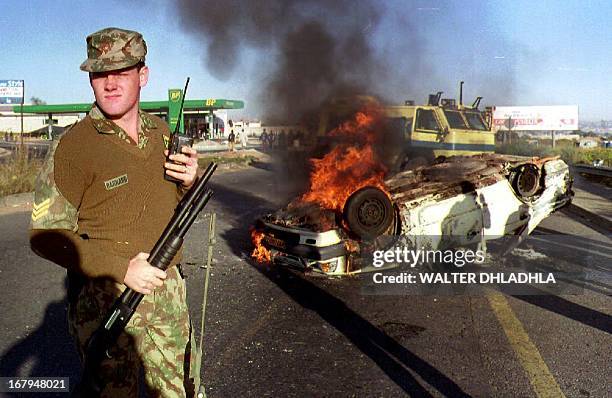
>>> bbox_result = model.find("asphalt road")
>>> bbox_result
[0,160,610,397]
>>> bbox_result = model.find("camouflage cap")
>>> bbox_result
[80,27,147,72]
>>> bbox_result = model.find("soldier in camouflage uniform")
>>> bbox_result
[29,28,200,397]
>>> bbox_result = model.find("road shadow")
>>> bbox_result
[215,182,471,397]
[513,286,612,334]
[571,170,612,200]
[0,276,170,397]
[560,204,612,236]
[0,278,79,397]
[524,228,611,296]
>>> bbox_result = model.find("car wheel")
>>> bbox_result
[512,164,541,198]
[343,187,395,240]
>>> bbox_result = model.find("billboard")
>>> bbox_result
[493,105,579,131]
[0,80,24,104]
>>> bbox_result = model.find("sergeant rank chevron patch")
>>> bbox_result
[31,198,51,221]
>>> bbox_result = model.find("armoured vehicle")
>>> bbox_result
[314,83,494,171]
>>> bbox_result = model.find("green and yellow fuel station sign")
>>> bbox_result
[168,88,185,133]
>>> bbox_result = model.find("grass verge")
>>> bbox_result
[197,154,258,169]
[497,140,611,167]
[0,152,42,197]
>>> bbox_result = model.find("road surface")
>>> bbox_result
[0,160,609,397]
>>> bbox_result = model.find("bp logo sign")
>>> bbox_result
[170,90,182,102]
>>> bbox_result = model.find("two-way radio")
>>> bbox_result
[165,77,194,182]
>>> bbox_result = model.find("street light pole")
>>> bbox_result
[20,81,24,151]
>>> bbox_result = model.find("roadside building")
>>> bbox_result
[0,107,80,136]
[577,137,600,148]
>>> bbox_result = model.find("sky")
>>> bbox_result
[1,0,611,121]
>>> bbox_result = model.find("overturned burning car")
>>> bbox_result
[251,101,573,276]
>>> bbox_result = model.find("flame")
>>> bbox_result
[250,227,272,263]
[298,104,389,213]
[251,103,391,264]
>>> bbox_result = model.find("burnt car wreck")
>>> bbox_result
[254,153,573,276]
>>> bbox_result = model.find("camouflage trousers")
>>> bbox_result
[68,266,198,397]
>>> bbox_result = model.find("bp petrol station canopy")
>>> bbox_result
[9,97,244,133]
[10,99,244,114]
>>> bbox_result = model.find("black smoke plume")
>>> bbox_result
[175,0,385,123]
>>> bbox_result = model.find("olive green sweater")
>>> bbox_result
[30,108,182,282]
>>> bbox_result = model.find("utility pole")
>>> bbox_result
[551,130,556,148]
[19,81,24,151]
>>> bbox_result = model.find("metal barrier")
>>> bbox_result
[573,164,612,178]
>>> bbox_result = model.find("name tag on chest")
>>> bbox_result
[104,174,129,190]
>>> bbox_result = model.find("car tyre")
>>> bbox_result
[343,187,395,240]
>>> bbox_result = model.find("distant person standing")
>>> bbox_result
[271,131,278,148]
[260,130,269,149]
[228,129,236,151]
[240,128,247,149]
